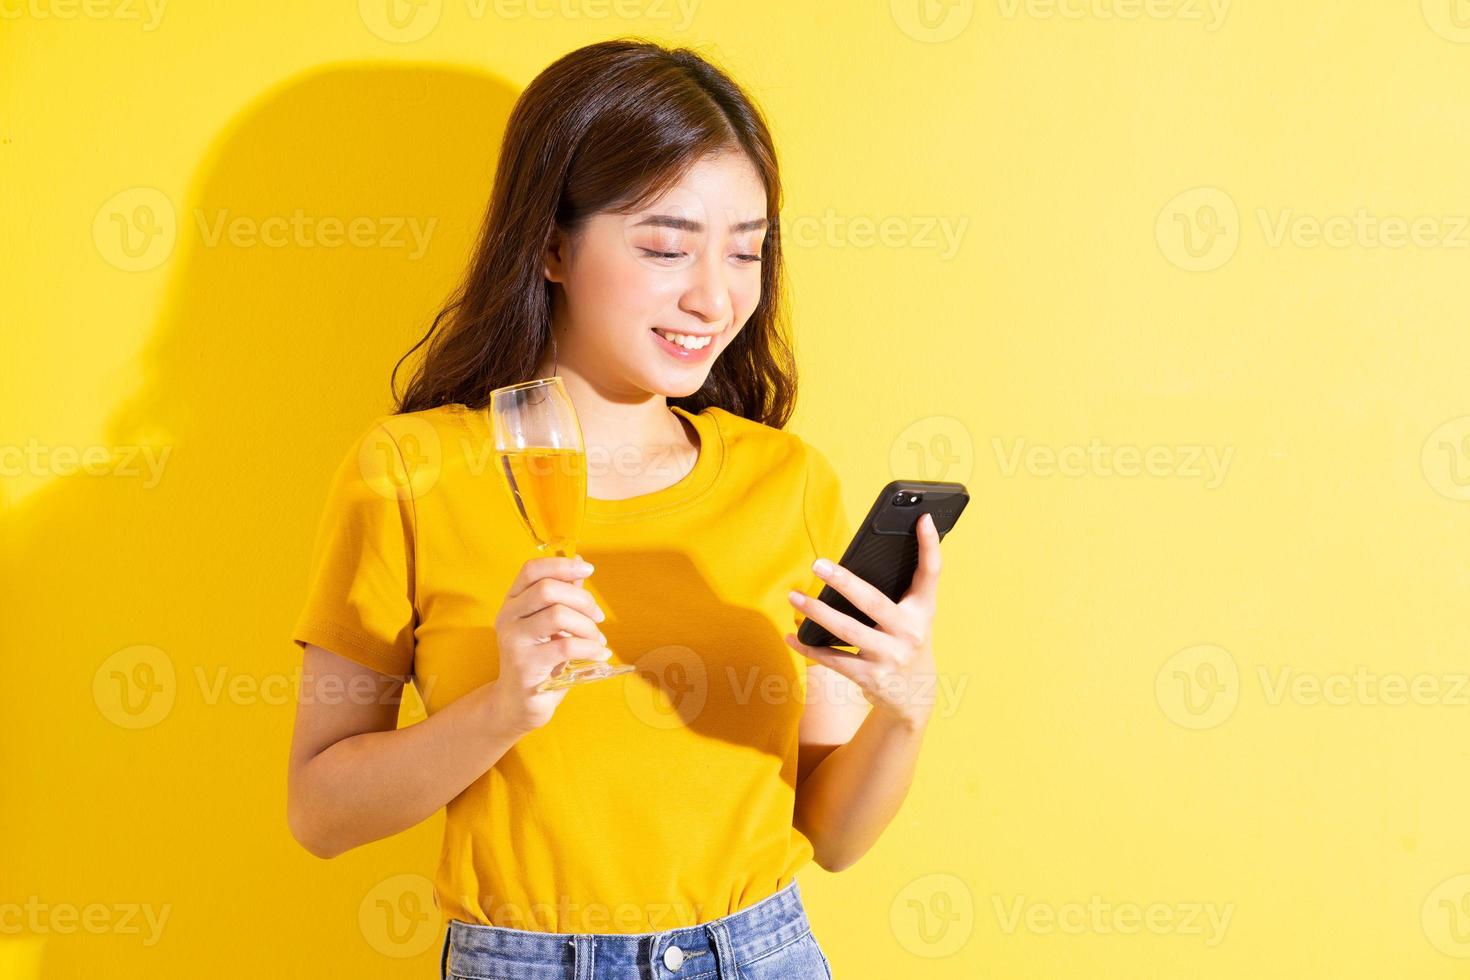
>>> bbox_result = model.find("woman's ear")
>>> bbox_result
[543,224,567,284]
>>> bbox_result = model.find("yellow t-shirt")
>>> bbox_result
[291,402,853,933]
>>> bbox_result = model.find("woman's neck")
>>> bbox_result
[530,356,698,499]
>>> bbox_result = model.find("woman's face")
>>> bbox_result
[544,150,768,398]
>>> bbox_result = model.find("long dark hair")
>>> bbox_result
[391,38,797,427]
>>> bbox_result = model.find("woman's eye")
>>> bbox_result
[638,248,686,260]
[735,253,762,263]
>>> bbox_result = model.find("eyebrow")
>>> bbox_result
[631,214,769,233]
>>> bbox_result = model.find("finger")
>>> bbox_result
[805,557,905,635]
[516,576,606,625]
[784,633,871,685]
[904,512,943,612]
[532,636,612,668]
[787,589,891,653]
[507,553,596,598]
[523,604,607,645]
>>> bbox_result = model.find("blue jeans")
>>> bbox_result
[440,878,834,979]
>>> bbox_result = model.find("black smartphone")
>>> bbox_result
[796,479,970,648]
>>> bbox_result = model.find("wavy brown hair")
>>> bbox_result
[391,38,797,427]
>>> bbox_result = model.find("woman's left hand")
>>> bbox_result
[785,512,942,730]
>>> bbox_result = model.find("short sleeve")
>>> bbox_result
[291,415,418,678]
[794,440,854,633]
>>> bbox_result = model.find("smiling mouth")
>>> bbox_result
[652,327,717,351]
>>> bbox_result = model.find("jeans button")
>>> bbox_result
[663,944,684,970]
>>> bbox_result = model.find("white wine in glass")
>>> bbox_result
[489,376,635,691]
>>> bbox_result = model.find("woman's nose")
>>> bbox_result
[678,249,731,324]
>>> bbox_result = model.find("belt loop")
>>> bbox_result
[645,932,661,977]
[704,919,739,979]
[571,934,595,980]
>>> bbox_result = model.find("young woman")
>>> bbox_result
[286,38,945,980]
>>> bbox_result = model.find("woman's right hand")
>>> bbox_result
[487,553,611,733]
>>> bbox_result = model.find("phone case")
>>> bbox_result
[796,480,969,648]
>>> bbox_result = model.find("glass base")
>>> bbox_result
[536,659,637,692]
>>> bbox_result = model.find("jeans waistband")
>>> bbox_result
[443,878,812,980]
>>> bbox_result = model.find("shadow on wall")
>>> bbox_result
[0,64,519,978]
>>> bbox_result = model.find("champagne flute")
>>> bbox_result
[489,376,636,691]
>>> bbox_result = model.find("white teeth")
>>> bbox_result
[655,328,712,350]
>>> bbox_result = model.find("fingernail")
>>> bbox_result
[598,631,608,645]
[812,558,834,577]
[788,589,806,605]
[594,607,606,622]
[577,561,595,575]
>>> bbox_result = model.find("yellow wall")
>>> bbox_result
[5,2,1470,977]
